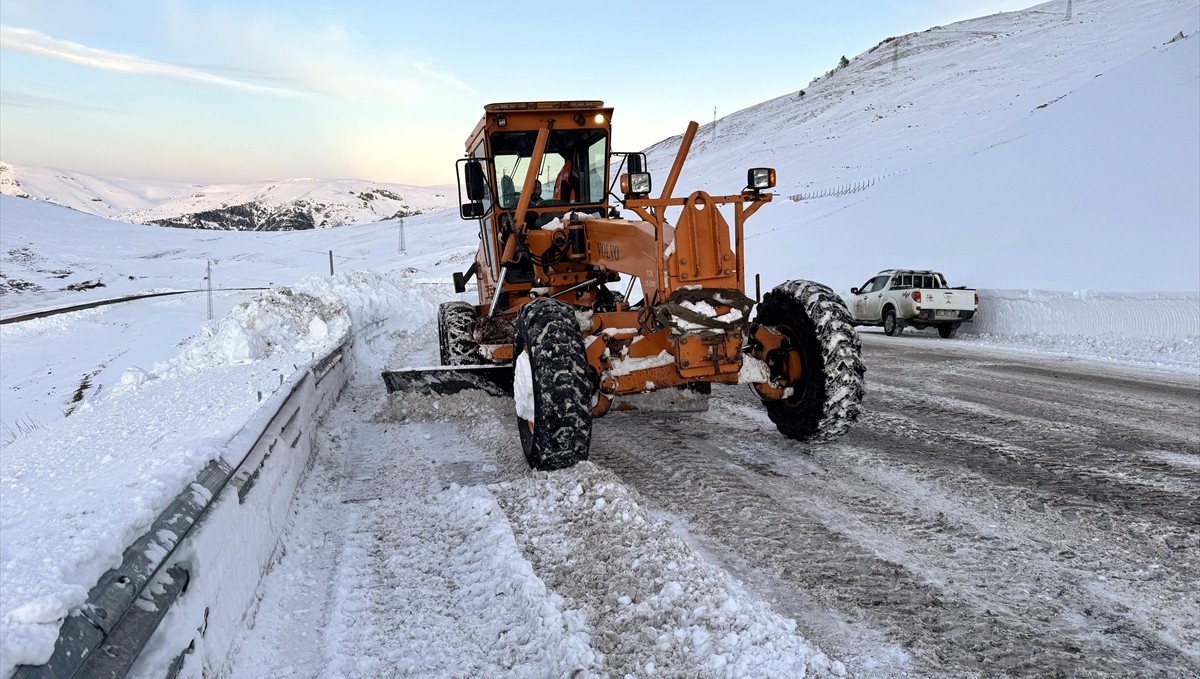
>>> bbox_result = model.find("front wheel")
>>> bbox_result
[438,301,481,365]
[752,280,865,441]
[513,298,593,470]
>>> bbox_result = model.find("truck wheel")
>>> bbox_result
[938,322,960,339]
[754,280,866,441]
[438,301,482,365]
[513,298,592,470]
[883,308,902,336]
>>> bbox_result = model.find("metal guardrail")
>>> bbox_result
[13,340,349,679]
[0,288,269,325]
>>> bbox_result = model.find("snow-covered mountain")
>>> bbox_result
[0,162,455,230]
[639,0,1198,292]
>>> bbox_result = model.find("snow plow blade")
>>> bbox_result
[382,365,514,397]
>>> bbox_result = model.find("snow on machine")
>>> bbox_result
[383,100,865,470]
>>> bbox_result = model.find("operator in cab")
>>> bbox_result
[554,157,577,202]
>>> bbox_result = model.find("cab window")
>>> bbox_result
[490,128,609,209]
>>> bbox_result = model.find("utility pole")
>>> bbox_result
[398,216,407,255]
[893,39,900,72]
[329,250,334,276]
[205,259,213,320]
[712,107,717,142]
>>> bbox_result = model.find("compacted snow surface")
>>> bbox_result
[1,0,1198,676]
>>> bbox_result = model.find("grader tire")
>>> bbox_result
[513,298,593,470]
[754,280,866,441]
[438,301,482,366]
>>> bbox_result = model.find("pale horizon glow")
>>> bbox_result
[1,1,1024,185]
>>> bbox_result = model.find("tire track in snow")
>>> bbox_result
[446,392,849,678]
[585,335,1200,679]
[229,367,597,677]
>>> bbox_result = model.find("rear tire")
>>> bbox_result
[754,280,865,441]
[883,308,902,336]
[938,323,960,339]
[513,298,593,470]
[438,301,481,365]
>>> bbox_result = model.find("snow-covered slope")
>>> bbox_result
[0,194,472,309]
[0,162,455,230]
[643,0,1199,292]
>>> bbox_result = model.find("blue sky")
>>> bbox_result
[0,0,1022,185]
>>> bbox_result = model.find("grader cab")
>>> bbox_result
[384,100,865,470]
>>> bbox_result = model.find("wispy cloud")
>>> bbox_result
[157,8,475,104]
[0,89,109,112]
[412,60,473,93]
[0,26,305,98]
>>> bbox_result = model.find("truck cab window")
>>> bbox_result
[490,129,609,209]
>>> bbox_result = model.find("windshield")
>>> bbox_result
[490,129,608,209]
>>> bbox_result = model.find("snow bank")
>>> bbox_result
[962,289,1200,371]
[839,288,1200,372]
[0,270,442,678]
[970,289,1200,338]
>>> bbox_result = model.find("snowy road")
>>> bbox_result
[229,329,1199,679]
[591,333,1200,678]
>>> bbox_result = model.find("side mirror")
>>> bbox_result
[460,202,484,219]
[453,262,477,293]
[850,287,860,295]
[628,152,647,174]
[465,161,486,201]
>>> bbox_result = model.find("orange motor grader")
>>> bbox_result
[384,100,864,470]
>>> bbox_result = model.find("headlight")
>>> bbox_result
[747,167,776,190]
[621,172,652,196]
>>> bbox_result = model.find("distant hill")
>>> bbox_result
[0,162,455,231]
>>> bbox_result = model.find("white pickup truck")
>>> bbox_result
[847,269,978,338]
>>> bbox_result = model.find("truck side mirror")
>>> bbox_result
[464,161,486,201]
[850,287,860,295]
[460,202,484,219]
[628,152,646,174]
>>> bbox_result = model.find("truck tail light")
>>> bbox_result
[912,290,922,303]
[974,293,979,305]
